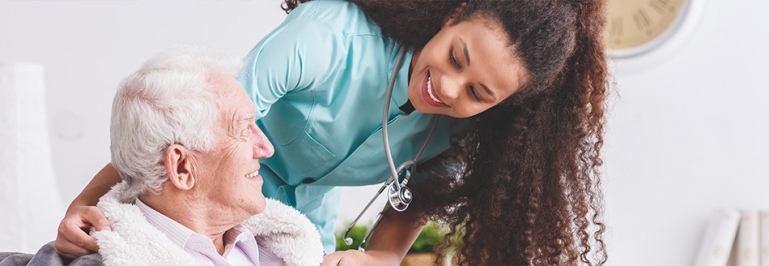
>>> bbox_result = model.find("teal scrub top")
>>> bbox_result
[238,0,456,253]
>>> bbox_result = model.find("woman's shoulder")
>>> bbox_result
[285,0,383,37]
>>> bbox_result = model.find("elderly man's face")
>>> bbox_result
[192,73,274,218]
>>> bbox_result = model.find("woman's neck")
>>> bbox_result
[408,48,421,83]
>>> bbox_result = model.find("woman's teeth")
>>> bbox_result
[427,76,443,104]
[245,170,259,179]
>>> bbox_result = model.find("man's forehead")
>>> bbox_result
[211,76,255,126]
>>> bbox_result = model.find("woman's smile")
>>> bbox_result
[422,71,446,107]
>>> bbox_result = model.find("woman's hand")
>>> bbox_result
[54,205,111,259]
[55,164,121,258]
[321,250,365,266]
[321,250,401,266]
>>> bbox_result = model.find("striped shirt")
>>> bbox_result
[135,199,284,266]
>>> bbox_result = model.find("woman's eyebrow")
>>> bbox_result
[481,83,497,100]
[461,38,470,66]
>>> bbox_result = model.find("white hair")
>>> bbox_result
[110,44,245,200]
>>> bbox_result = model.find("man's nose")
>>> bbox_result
[252,127,274,159]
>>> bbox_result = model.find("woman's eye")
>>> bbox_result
[469,86,482,102]
[450,50,460,69]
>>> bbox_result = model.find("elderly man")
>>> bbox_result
[0,46,324,266]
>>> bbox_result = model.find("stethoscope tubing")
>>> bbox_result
[381,46,408,191]
[342,47,440,250]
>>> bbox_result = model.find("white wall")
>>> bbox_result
[0,0,287,204]
[604,1,769,264]
[0,0,288,253]
[1,0,767,264]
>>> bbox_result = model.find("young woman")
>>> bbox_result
[56,0,610,265]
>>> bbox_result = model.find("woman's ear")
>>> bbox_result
[442,2,468,27]
[164,144,195,191]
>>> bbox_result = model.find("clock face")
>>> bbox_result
[605,0,689,51]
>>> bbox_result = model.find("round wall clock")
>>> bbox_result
[604,0,693,58]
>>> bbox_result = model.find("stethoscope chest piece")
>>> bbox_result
[387,169,413,212]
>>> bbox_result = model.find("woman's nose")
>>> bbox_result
[440,74,465,100]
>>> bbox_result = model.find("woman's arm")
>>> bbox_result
[54,163,121,258]
[321,207,423,266]
[322,150,458,266]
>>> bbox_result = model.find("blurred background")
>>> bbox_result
[0,0,767,264]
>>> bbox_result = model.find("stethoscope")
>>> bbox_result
[342,47,440,250]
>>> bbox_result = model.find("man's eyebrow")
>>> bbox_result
[461,38,470,66]
[237,113,255,122]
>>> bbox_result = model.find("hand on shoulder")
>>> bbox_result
[54,206,110,259]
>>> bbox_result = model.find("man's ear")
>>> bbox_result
[442,2,468,27]
[164,144,195,191]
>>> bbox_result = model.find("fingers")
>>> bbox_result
[321,253,343,266]
[54,236,92,259]
[55,219,96,258]
[321,250,363,266]
[81,206,111,232]
[54,206,110,258]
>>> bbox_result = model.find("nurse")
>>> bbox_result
[56,0,611,265]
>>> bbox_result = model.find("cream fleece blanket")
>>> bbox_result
[92,182,324,266]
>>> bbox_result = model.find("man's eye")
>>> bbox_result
[450,50,460,69]
[242,125,251,136]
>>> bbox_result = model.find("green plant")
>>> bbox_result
[336,221,459,254]
[336,223,369,251]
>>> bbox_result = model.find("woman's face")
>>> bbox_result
[408,16,528,118]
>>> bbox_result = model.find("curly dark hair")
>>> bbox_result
[283,0,609,265]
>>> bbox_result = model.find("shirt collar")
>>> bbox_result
[135,198,195,248]
[134,198,259,257]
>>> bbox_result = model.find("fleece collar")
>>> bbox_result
[92,182,324,266]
